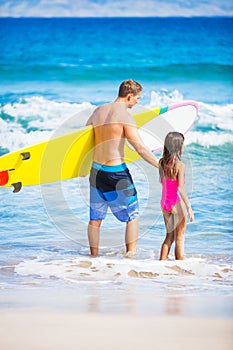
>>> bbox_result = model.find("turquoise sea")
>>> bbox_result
[0,17,232,316]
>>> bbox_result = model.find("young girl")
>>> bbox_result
[159,132,194,260]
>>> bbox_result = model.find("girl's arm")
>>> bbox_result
[177,162,194,222]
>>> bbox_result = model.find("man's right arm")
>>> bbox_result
[124,117,159,168]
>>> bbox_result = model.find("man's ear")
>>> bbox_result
[127,93,133,101]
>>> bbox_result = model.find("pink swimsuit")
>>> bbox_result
[160,177,181,212]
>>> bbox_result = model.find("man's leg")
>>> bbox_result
[125,217,139,253]
[88,220,102,257]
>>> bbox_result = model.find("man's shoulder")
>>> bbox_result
[112,104,134,121]
[93,102,111,114]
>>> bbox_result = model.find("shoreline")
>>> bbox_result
[1,287,233,318]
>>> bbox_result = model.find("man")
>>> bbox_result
[86,80,159,256]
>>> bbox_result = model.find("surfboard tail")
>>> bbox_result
[0,170,9,186]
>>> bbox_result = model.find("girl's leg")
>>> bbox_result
[160,212,175,260]
[173,202,187,260]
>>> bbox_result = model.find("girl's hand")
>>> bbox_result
[188,207,194,222]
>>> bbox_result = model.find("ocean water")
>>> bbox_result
[0,17,233,316]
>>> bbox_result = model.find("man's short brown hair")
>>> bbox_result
[118,79,143,97]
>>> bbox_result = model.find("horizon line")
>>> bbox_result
[0,15,232,18]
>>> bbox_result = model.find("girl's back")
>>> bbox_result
[160,158,181,213]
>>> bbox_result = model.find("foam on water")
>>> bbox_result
[148,89,184,106]
[149,91,233,148]
[1,96,92,123]
[0,97,94,153]
[1,90,233,155]
[7,253,232,296]
[186,131,233,147]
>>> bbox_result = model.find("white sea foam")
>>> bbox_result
[14,254,233,296]
[148,90,233,147]
[0,93,232,153]
[0,96,94,152]
[149,89,184,107]
[186,131,233,147]
[2,96,90,118]
[198,102,233,130]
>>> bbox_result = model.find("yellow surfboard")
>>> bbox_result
[0,101,198,192]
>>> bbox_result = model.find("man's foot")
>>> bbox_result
[125,248,137,259]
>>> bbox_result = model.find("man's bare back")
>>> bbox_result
[87,102,136,166]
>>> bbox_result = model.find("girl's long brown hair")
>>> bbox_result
[159,132,185,179]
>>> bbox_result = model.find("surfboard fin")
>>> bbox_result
[21,152,31,160]
[11,182,22,193]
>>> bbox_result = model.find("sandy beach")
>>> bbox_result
[1,310,232,350]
